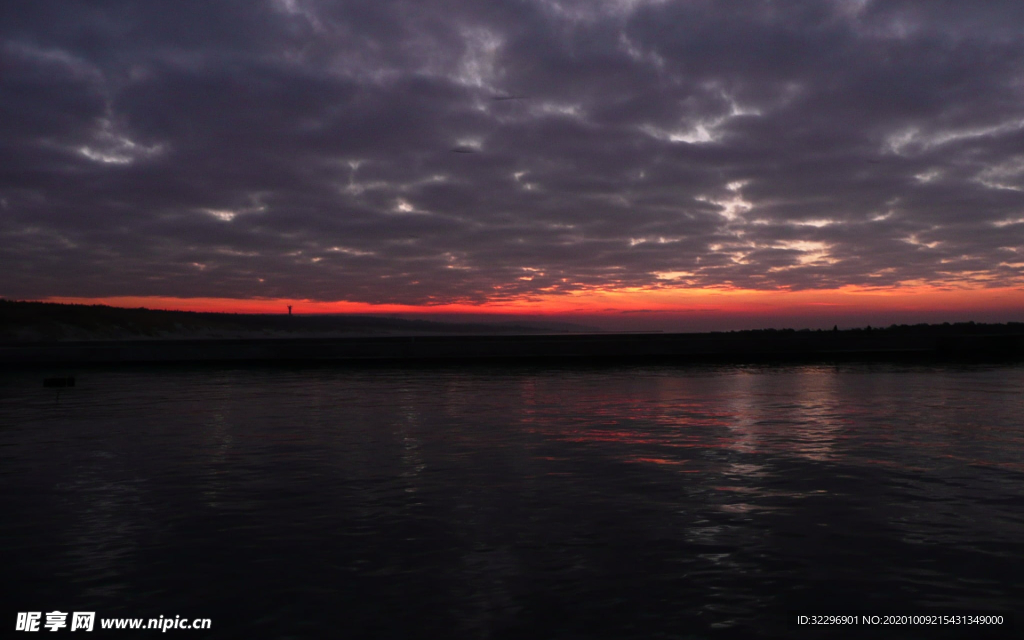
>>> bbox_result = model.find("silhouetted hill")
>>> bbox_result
[0,299,588,342]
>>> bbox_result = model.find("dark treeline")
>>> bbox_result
[727,322,1024,336]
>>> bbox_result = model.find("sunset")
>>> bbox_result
[3,0,1022,325]
[3,2,1023,638]
[46,282,1024,331]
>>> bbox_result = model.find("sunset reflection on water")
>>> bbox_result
[2,363,1022,638]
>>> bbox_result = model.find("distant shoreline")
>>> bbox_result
[3,331,1022,366]
[3,300,1022,366]
[0,298,591,342]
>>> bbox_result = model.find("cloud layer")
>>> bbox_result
[2,0,1023,305]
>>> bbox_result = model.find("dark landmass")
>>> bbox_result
[0,299,588,341]
[1,300,1022,366]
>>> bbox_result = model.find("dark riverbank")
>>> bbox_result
[4,326,1023,366]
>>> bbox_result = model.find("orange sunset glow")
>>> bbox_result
[47,284,1024,331]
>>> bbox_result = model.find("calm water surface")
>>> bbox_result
[2,364,1023,638]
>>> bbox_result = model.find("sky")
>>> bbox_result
[2,0,1023,330]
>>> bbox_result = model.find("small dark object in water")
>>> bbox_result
[43,376,75,388]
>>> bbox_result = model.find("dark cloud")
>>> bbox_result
[2,0,1023,304]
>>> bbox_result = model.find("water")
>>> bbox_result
[2,363,1022,638]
